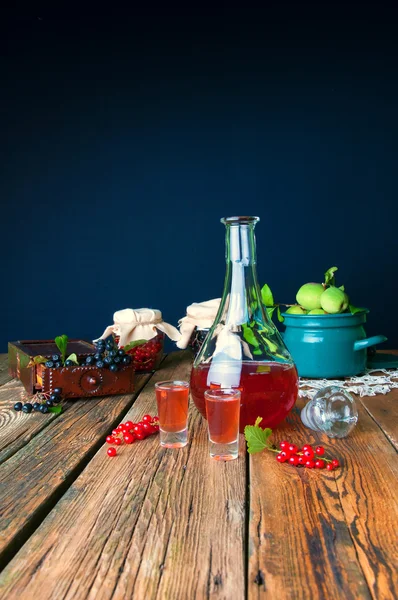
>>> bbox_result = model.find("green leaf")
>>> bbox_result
[338,285,345,291]
[242,325,259,348]
[33,356,49,365]
[324,266,338,286]
[66,353,79,365]
[123,339,147,352]
[55,334,68,363]
[48,405,63,414]
[261,284,274,307]
[349,304,366,315]
[266,307,276,321]
[244,419,273,454]
[277,306,284,323]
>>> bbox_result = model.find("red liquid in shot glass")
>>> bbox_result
[206,393,240,444]
[156,385,189,433]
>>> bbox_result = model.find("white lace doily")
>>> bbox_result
[299,369,398,399]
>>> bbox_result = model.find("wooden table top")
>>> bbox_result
[0,351,397,600]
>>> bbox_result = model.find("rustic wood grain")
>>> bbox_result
[0,352,246,600]
[0,372,152,568]
[358,350,398,451]
[0,379,60,465]
[359,388,398,451]
[0,354,12,386]
[248,397,398,600]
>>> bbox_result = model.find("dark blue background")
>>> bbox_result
[1,9,397,352]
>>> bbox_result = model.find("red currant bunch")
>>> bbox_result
[106,415,160,456]
[275,442,341,471]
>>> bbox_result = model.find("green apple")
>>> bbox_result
[320,287,346,313]
[307,308,327,314]
[286,305,307,315]
[296,283,324,310]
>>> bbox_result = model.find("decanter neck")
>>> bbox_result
[221,217,262,326]
[224,218,258,266]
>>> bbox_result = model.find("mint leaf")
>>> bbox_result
[349,304,366,315]
[277,306,284,323]
[324,266,338,286]
[261,284,274,307]
[244,420,273,454]
[242,325,259,348]
[48,405,63,414]
[266,307,276,321]
[66,353,79,365]
[123,339,147,352]
[338,284,345,291]
[55,334,68,364]
[33,356,48,365]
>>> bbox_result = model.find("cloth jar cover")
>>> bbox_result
[177,299,221,349]
[97,308,181,347]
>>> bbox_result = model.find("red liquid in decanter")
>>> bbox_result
[190,361,298,432]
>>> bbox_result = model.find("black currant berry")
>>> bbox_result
[22,403,33,413]
[96,360,105,368]
[55,362,62,368]
[33,402,41,411]
[117,349,125,356]
[40,404,49,413]
[46,400,53,407]
[53,387,62,395]
[122,355,131,365]
[109,364,118,372]
[86,356,95,365]
[65,360,74,367]
[52,354,60,362]
[45,361,54,368]
[113,356,121,364]
[49,393,59,403]
[14,402,23,411]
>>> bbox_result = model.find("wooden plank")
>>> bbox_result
[0,372,152,568]
[0,352,247,600]
[359,389,398,451]
[358,351,398,451]
[0,354,12,387]
[0,380,61,465]
[248,397,398,600]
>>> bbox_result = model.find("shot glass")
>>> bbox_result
[204,388,240,461]
[155,380,190,448]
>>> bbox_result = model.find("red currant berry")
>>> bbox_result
[288,444,298,454]
[133,425,143,435]
[124,421,134,430]
[112,429,118,436]
[142,423,154,434]
[153,415,159,421]
[113,438,122,446]
[152,424,160,432]
[142,414,152,423]
[305,460,315,469]
[106,436,115,444]
[276,453,286,463]
[332,459,340,468]
[279,440,289,450]
[298,456,306,466]
[315,459,325,469]
[107,447,117,457]
[289,455,300,466]
[124,433,135,444]
[326,463,334,471]
[280,450,291,460]
[135,431,146,440]
[116,425,123,433]
[303,445,314,459]
[315,446,325,456]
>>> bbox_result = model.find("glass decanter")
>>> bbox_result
[190,216,299,432]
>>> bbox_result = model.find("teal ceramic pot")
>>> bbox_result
[281,310,387,378]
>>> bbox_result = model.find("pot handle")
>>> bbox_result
[354,335,387,351]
